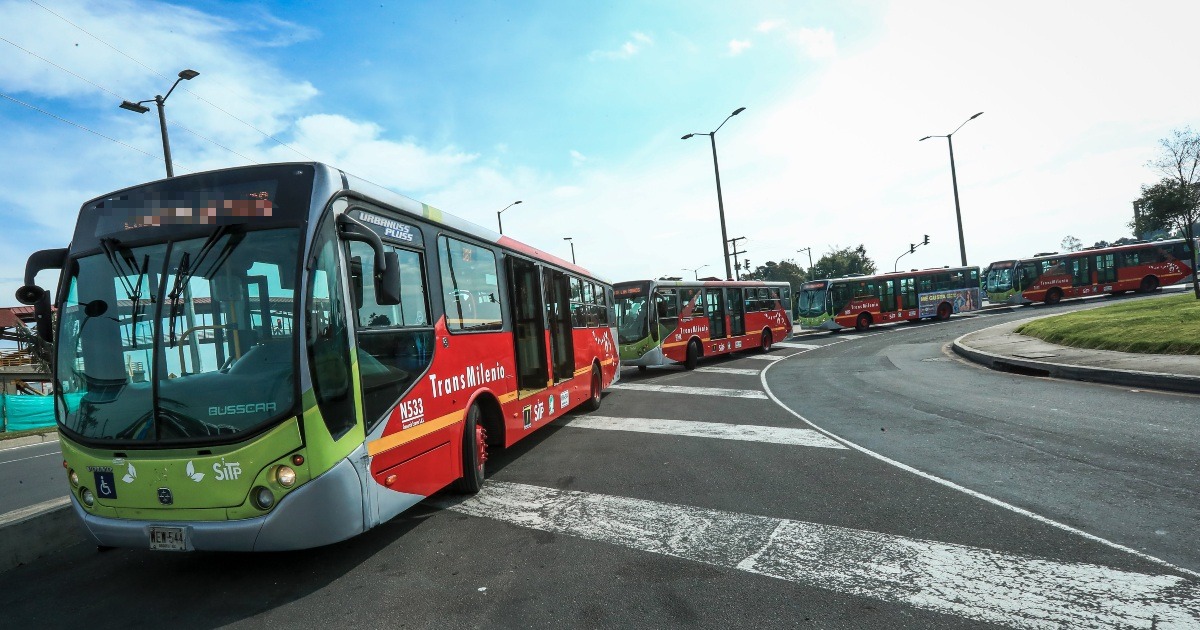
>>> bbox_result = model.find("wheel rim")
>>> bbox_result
[474,417,488,467]
[763,332,772,350]
[592,370,601,404]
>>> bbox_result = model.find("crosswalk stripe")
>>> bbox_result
[609,383,767,399]
[562,416,847,449]
[695,367,761,376]
[774,342,821,350]
[438,482,1200,629]
[744,355,784,361]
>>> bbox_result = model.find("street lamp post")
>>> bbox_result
[119,69,199,178]
[683,107,746,281]
[496,200,522,234]
[920,112,983,267]
[563,237,576,264]
[683,264,710,280]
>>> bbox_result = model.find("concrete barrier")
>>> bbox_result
[0,497,85,573]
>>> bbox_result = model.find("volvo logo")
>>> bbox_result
[157,487,174,505]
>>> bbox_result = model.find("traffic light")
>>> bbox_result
[910,244,915,254]
[744,259,750,270]
[923,234,930,245]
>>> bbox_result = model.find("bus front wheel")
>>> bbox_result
[1139,276,1160,293]
[685,340,700,370]
[453,404,486,494]
[1044,288,1063,305]
[855,313,871,332]
[761,330,774,353]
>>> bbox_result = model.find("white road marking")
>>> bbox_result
[761,327,1200,580]
[562,416,847,449]
[695,367,761,376]
[610,383,767,399]
[774,342,822,350]
[440,482,1200,629]
[0,452,59,466]
[744,355,784,361]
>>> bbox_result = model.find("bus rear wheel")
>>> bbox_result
[453,404,486,494]
[936,302,952,321]
[684,340,700,370]
[761,330,773,353]
[855,313,871,332]
[1044,288,1062,305]
[582,366,602,411]
[1139,276,1159,293]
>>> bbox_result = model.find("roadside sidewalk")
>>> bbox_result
[952,317,1200,395]
[0,430,58,451]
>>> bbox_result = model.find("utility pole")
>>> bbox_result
[728,236,747,280]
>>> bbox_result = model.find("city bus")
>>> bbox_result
[797,266,981,331]
[614,279,791,370]
[984,238,1197,305]
[15,162,619,552]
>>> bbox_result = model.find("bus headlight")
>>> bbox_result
[81,488,95,507]
[252,486,275,510]
[69,469,79,487]
[275,465,297,488]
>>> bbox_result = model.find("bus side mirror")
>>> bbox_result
[377,251,401,306]
[349,256,364,308]
[657,301,668,317]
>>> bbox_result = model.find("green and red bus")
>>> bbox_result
[797,266,981,331]
[614,279,791,370]
[984,238,1197,305]
[17,162,619,551]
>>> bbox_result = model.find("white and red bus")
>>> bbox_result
[614,279,791,370]
[985,238,1197,305]
[797,266,981,331]
[17,162,619,551]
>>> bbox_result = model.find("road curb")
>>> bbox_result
[0,497,85,573]
[0,431,59,450]
[952,325,1200,395]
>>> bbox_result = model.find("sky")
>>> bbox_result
[1,0,1198,302]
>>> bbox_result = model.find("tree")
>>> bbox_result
[1130,178,1193,239]
[1140,127,1200,298]
[743,259,807,287]
[808,245,878,281]
[1061,235,1082,252]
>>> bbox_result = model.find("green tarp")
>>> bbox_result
[2,394,56,432]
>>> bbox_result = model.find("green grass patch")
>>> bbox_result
[0,426,56,441]
[1015,293,1200,354]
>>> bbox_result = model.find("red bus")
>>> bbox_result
[17,162,619,551]
[985,238,1197,305]
[797,266,982,331]
[614,279,792,370]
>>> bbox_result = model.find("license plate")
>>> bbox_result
[149,526,186,551]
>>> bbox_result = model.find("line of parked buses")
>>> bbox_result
[19,161,1197,553]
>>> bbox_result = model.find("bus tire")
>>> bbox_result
[637,365,647,373]
[936,302,952,321]
[684,340,700,370]
[582,366,602,411]
[1044,288,1062,305]
[855,313,871,332]
[761,329,773,353]
[452,404,486,494]
[1139,276,1159,293]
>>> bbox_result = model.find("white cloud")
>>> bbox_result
[570,150,587,167]
[588,31,655,61]
[728,39,753,56]
[788,27,836,59]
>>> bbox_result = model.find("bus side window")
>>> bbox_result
[570,277,586,327]
[439,236,502,332]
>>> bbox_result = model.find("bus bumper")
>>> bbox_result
[622,346,667,367]
[71,456,366,552]
[815,319,843,331]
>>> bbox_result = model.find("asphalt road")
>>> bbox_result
[1,293,1197,628]
[0,440,62,513]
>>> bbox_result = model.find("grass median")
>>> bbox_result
[1015,293,1200,355]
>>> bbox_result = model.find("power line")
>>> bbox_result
[0,90,173,165]
[27,0,316,162]
[1,32,258,167]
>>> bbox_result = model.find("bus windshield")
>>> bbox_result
[986,264,1014,292]
[797,283,829,317]
[56,226,300,444]
[614,282,651,345]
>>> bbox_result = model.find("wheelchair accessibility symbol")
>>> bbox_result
[93,471,117,500]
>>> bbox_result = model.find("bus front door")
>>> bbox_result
[706,288,726,339]
[507,257,549,394]
[726,288,744,337]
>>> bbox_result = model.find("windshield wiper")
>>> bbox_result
[165,225,233,348]
[99,238,152,347]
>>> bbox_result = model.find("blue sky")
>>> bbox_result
[1,0,1198,301]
